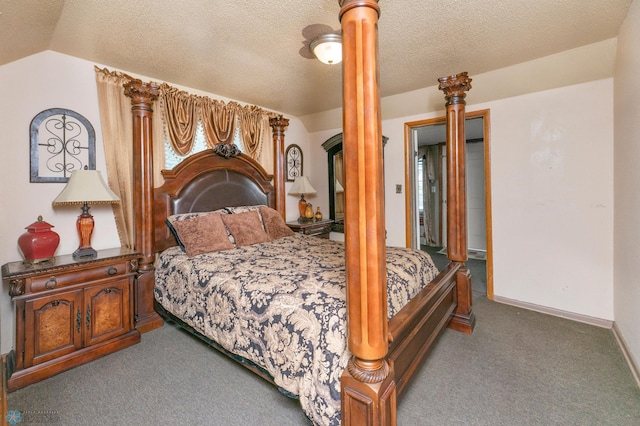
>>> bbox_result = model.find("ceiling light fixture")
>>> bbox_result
[309,33,342,65]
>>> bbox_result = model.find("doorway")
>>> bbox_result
[403,109,493,299]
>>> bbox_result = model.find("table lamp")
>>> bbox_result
[288,176,317,222]
[52,169,120,259]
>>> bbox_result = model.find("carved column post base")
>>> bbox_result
[341,359,397,426]
[448,265,476,334]
[134,270,164,333]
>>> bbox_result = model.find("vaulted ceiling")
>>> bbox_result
[1,0,633,117]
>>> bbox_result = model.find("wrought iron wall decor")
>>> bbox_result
[30,108,96,183]
[285,144,303,182]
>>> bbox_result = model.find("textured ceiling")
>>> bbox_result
[0,0,633,117]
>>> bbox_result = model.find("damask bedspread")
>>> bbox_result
[154,233,438,426]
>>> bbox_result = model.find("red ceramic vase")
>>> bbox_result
[18,216,60,263]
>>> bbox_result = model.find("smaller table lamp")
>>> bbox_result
[52,169,120,259]
[288,176,317,222]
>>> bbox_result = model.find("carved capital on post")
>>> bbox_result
[269,115,289,135]
[124,78,158,273]
[123,79,159,107]
[269,115,289,219]
[438,72,472,105]
[125,77,163,333]
[439,72,476,335]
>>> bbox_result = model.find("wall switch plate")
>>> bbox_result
[396,184,402,193]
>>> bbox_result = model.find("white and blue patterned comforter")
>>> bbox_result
[154,234,438,426]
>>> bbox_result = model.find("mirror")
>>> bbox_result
[322,133,387,232]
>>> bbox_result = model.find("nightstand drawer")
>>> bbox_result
[29,260,131,293]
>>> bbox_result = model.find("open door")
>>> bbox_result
[404,109,494,298]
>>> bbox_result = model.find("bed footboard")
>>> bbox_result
[387,263,459,396]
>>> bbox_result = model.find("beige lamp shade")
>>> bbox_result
[52,169,119,259]
[288,176,317,196]
[52,169,119,205]
[335,180,344,193]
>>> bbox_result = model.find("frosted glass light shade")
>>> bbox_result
[310,34,342,65]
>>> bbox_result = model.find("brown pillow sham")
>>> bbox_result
[258,206,294,240]
[170,212,234,257]
[166,208,232,249]
[222,210,270,246]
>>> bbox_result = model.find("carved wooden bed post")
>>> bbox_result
[339,1,396,425]
[124,79,164,333]
[438,72,476,334]
[269,116,289,219]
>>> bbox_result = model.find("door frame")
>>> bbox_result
[403,109,494,299]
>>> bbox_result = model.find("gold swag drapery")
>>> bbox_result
[160,84,199,156]
[95,67,277,248]
[158,84,276,172]
[200,98,238,148]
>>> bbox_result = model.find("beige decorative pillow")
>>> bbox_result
[222,210,270,246]
[258,206,294,240]
[171,212,234,257]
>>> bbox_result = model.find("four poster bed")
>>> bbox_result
[125,2,475,425]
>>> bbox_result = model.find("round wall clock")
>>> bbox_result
[285,144,303,182]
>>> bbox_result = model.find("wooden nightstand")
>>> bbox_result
[2,247,141,391]
[287,219,334,239]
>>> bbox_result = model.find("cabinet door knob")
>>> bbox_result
[107,266,117,276]
[45,277,57,289]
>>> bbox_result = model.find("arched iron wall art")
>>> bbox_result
[30,108,96,183]
[285,143,303,182]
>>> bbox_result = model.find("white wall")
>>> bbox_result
[487,80,614,319]
[614,0,640,376]
[0,51,309,354]
[310,78,615,322]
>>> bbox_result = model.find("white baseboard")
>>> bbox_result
[612,323,640,389]
[492,296,613,328]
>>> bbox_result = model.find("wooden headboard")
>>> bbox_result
[153,150,275,252]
